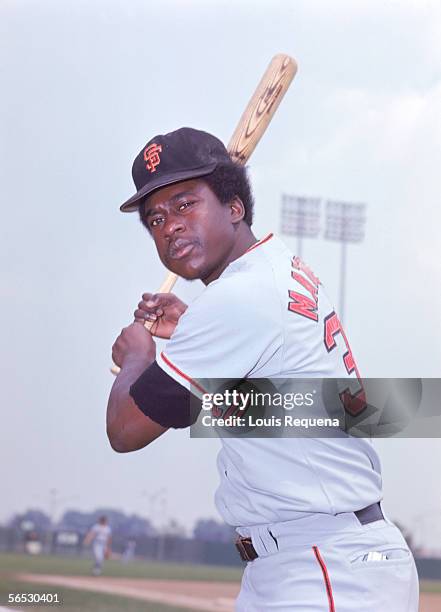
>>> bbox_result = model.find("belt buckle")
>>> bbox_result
[235,536,257,562]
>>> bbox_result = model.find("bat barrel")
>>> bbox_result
[227,54,297,164]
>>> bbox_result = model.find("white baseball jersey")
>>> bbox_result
[90,523,111,546]
[154,233,382,527]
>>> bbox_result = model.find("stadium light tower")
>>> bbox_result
[325,201,366,324]
[280,194,321,258]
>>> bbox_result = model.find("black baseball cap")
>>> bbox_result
[120,127,231,212]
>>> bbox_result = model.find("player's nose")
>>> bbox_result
[163,214,185,238]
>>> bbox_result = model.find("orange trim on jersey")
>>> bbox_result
[312,546,336,612]
[159,351,207,394]
[245,233,274,253]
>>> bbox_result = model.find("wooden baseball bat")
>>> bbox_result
[111,54,297,375]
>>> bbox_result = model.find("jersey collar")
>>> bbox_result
[245,232,274,254]
[216,232,275,282]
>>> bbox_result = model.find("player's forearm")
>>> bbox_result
[107,357,166,452]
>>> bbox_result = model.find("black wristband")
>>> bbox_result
[130,361,200,429]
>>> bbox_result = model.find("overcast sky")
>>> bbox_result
[1,0,441,551]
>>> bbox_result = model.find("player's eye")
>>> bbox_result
[150,216,164,228]
[178,200,193,211]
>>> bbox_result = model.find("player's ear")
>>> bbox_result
[229,196,245,224]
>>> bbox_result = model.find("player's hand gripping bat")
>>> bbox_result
[111,54,297,375]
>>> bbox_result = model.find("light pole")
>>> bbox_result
[280,194,321,258]
[324,201,366,325]
[142,488,167,561]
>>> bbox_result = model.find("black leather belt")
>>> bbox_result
[235,536,259,562]
[235,502,384,562]
[354,501,384,525]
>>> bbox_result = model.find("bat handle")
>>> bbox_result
[110,272,178,376]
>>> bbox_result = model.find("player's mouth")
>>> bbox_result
[168,240,196,260]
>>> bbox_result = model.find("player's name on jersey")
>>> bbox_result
[200,414,340,429]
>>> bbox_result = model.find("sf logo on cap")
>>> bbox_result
[143,143,162,173]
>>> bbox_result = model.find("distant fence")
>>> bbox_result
[1,526,440,576]
[0,526,242,567]
[415,557,441,580]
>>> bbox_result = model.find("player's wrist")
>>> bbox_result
[120,352,154,372]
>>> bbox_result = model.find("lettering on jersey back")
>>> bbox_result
[323,311,356,374]
[323,311,367,417]
[288,257,320,322]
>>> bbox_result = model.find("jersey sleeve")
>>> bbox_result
[157,276,283,388]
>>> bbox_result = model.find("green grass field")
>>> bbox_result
[0,551,242,611]
[0,576,189,612]
[0,552,242,581]
[420,580,441,594]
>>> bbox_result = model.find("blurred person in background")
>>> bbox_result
[83,515,112,575]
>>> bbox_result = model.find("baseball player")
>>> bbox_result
[107,128,419,610]
[83,515,112,576]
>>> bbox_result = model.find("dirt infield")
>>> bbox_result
[15,573,441,611]
[16,574,238,611]
[419,593,441,612]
